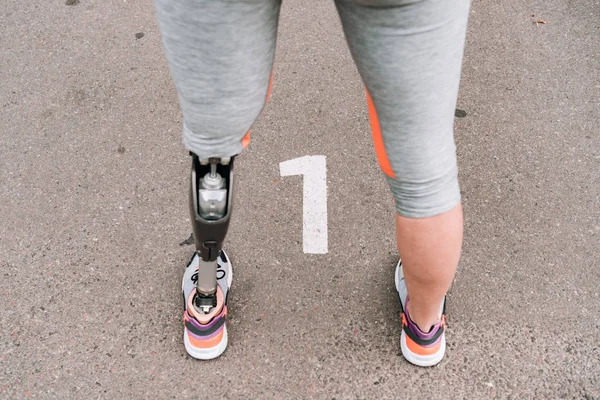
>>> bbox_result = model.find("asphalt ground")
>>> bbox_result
[0,0,599,398]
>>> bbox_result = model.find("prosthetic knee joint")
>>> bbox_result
[189,154,234,315]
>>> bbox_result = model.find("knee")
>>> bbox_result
[386,164,461,218]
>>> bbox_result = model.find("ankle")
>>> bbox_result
[406,302,441,333]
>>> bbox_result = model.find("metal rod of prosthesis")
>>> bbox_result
[189,155,234,314]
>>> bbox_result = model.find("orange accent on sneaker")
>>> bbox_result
[187,329,225,349]
[401,313,408,328]
[404,334,443,356]
[440,315,447,328]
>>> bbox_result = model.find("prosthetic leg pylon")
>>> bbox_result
[189,154,234,315]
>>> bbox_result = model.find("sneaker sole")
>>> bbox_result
[184,326,228,360]
[400,330,446,367]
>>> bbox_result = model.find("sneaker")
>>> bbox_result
[182,250,232,360]
[395,260,447,367]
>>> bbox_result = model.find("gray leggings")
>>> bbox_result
[155,0,470,218]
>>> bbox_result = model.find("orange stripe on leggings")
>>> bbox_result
[366,90,395,178]
[242,131,251,148]
[242,73,274,149]
[266,72,274,103]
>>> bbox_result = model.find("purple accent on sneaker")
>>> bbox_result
[187,325,224,342]
[186,307,226,331]
[404,297,442,347]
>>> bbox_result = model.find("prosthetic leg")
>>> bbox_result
[188,154,234,316]
[154,0,280,360]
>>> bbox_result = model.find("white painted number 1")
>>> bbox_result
[279,156,328,254]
